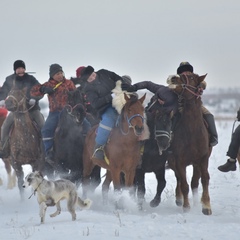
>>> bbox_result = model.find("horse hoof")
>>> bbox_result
[175,199,183,207]
[202,208,212,215]
[150,198,160,208]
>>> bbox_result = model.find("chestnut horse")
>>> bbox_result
[5,87,45,199]
[82,93,146,202]
[167,72,212,215]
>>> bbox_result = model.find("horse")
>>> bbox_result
[82,93,146,204]
[135,100,173,209]
[167,72,212,215]
[0,107,16,188]
[45,89,89,186]
[5,87,45,199]
[100,100,173,209]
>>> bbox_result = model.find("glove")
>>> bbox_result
[29,99,36,106]
[237,108,240,121]
[40,86,55,95]
[0,100,5,107]
[121,83,137,92]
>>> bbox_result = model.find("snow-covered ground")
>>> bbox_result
[1,119,240,240]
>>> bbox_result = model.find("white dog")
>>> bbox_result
[23,171,92,224]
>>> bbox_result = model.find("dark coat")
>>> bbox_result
[0,73,41,111]
[83,69,122,117]
[133,81,178,113]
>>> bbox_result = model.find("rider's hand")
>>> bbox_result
[0,100,5,107]
[40,86,55,95]
[121,83,137,92]
[29,99,36,106]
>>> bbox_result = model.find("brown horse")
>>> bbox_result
[5,87,45,199]
[167,72,212,215]
[0,107,16,189]
[82,93,146,202]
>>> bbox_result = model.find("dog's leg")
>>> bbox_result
[39,202,47,224]
[50,202,61,218]
[68,193,77,221]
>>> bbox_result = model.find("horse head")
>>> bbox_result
[167,73,207,100]
[121,93,146,136]
[146,99,173,155]
[5,88,28,112]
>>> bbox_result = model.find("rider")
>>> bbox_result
[30,63,81,161]
[218,110,240,172]
[122,62,218,147]
[0,60,44,158]
[76,65,125,161]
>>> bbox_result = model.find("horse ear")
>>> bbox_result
[198,74,207,83]
[124,92,130,101]
[139,93,146,104]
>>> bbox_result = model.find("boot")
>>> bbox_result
[0,140,9,159]
[92,144,105,161]
[204,114,218,147]
[218,158,237,172]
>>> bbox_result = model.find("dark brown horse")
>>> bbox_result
[82,93,146,202]
[167,72,212,215]
[0,107,16,189]
[5,87,45,199]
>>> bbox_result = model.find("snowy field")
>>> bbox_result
[1,120,240,240]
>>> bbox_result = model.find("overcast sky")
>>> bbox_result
[0,0,239,89]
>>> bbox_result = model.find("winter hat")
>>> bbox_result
[177,62,194,74]
[78,66,94,81]
[49,64,63,78]
[13,60,26,71]
[76,66,86,78]
[122,75,132,85]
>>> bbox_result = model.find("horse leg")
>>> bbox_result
[82,159,95,199]
[11,161,25,200]
[150,169,166,208]
[111,168,123,208]
[123,169,136,198]
[177,167,190,212]
[102,170,112,204]
[191,165,201,206]
[200,158,212,215]
[3,158,16,189]
[90,165,101,191]
[135,168,145,210]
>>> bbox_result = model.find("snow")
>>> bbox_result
[1,119,240,240]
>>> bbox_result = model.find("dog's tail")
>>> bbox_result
[77,197,92,209]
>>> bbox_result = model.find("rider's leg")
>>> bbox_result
[41,112,60,159]
[202,105,218,147]
[0,113,14,158]
[93,106,118,161]
[30,110,45,130]
[218,125,240,172]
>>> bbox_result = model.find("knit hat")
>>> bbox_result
[49,64,63,78]
[77,66,94,81]
[122,75,132,85]
[13,60,26,71]
[177,62,194,74]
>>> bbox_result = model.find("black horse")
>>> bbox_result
[45,90,86,186]
[135,100,173,209]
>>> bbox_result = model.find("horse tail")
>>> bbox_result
[77,197,92,209]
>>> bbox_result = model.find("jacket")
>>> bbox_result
[83,69,122,116]
[133,81,178,113]
[0,73,41,111]
[30,78,76,112]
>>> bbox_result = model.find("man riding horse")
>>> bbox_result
[122,61,218,148]
[0,60,44,158]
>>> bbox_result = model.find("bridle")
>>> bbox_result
[173,73,201,99]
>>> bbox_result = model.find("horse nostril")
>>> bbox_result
[135,126,144,135]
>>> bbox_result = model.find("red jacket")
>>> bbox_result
[31,78,76,112]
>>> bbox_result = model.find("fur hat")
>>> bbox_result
[49,64,63,78]
[13,60,26,71]
[122,75,132,85]
[77,66,94,81]
[177,62,194,74]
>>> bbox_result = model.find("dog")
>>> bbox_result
[23,171,92,224]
